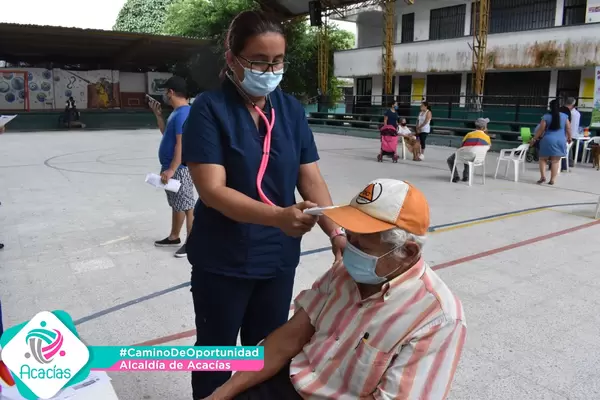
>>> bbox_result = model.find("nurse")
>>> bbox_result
[181,10,346,400]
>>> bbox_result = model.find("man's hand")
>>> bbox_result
[331,234,347,262]
[0,127,5,134]
[149,99,162,116]
[161,168,175,184]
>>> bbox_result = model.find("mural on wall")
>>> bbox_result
[0,69,54,110]
[147,72,173,95]
[53,69,121,109]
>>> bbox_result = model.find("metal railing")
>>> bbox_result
[322,94,594,123]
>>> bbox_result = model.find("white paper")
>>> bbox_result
[145,173,181,193]
[0,115,17,129]
[303,206,340,216]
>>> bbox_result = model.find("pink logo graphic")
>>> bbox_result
[24,321,66,364]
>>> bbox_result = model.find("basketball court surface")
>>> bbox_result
[1,129,599,399]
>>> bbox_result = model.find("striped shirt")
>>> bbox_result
[461,130,491,147]
[291,258,466,400]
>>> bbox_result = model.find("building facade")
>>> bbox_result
[334,0,598,113]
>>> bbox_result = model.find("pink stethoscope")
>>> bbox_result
[254,105,276,206]
[227,73,276,206]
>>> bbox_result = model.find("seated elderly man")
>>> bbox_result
[203,179,466,400]
[447,118,491,183]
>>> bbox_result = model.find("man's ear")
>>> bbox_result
[403,241,420,260]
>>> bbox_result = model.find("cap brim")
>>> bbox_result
[322,205,395,234]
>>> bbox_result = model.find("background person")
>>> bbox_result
[397,117,421,161]
[415,101,432,159]
[202,179,466,400]
[447,118,491,183]
[150,76,194,258]
[383,100,399,128]
[563,97,581,166]
[181,11,346,399]
[531,99,571,185]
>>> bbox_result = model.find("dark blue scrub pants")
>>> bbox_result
[190,268,296,399]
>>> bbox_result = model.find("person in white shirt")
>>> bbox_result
[415,101,432,160]
[397,118,422,161]
[564,97,581,137]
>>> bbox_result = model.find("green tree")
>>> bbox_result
[162,0,355,101]
[113,0,176,34]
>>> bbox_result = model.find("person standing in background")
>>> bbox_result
[149,76,195,258]
[563,97,581,166]
[531,99,572,185]
[415,101,432,160]
[383,100,399,128]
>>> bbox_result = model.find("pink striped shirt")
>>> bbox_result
[291,258,466,399]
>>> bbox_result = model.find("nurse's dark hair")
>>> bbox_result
[219,10,285,79]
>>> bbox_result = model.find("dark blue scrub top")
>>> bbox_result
[182,79,320,279]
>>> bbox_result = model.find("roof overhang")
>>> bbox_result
[256,0,377,19]
[0,23,212,71]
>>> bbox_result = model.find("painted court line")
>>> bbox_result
[431,218,600,271]
[132,217,600,347]
[74,201,597,327]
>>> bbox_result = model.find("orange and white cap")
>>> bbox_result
[323,179,430,236]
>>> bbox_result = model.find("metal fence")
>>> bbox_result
[332,94,594,123]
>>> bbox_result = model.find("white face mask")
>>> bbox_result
[239,68,283,97]
[342,242,403,285]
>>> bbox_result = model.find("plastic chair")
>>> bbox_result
[494,143,530,182]
[520,127,532,143]
[396,126,407,160]
[557,141,574,175]
[450,145,491,186]
[595,196,600,219]
[581,137,600,164]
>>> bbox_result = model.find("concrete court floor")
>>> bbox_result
[1,129,600,400]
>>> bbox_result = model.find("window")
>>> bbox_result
[556,70,581,103]
[356,77,372,110]
[401,13,415,43]
[357,77,372,96]
[563,0,586,25]
[476,0,556,34]
[429,5,466,40]
[426,74,462,105]
[397,75,412,105]
[466,71,551,107]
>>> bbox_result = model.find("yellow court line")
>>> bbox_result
[432,208,546,235]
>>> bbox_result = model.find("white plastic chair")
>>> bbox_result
[494,144,529,182]
[558,141,574,175]
[396,126,408,160]
[581,137,600,164]
[595,196,600,219]
[450,145,491,186]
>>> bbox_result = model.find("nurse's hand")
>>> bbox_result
[276,201,319,237]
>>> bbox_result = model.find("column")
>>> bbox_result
[555,0,565,26]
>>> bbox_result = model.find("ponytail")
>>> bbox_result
[548,99,561,131]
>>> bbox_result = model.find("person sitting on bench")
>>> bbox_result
[62,97,85,128]
[202,179,467,400]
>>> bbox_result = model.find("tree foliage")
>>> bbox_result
[113,0,176,34]
[114,0,355,102]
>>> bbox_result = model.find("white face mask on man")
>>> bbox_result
[342,242,404,285]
